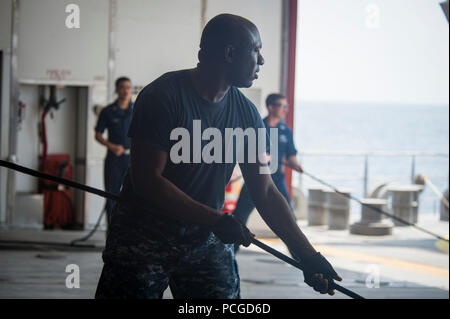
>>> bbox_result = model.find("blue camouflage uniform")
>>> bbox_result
[95,69,268,299]
[95,100,133,225]
[96,200,240,298]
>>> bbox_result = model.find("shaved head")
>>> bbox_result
[199,14,258,63]
[198,14,264,88]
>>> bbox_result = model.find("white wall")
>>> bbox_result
[0,0,12,51]
[113,0,283,112]
[115,0,202,87]
[205,0,283,114]
[8,0,283,94]
[17,0,109,85]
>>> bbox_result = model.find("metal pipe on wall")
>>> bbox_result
[107,0,117,103]
[201,0,208,31]
[6,0,20,225]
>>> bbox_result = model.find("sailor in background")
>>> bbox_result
[95,77,134,227]
[233,93,304,254]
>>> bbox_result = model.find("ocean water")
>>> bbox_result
[292,102,449,216]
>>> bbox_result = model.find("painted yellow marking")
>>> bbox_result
[435,236,449,254]
[258,238,449,279]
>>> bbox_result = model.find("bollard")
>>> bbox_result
[388,185,424,226]
[292,186,308,220]
[441,190,449,221]
[307,187,327,226]
[350,198,393,236]
[325,188,352,230]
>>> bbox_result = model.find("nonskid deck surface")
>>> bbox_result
[0,215,448,299]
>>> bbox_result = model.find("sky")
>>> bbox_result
[297,0,449,106]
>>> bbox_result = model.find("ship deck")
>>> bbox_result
[0,214,448,299]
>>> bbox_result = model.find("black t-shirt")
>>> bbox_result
[120,69,267,216]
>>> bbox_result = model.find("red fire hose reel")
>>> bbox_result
[39,86,74,229]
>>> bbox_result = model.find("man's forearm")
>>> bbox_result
[254,184,316,259]
[285,155,303,173]
[95,134,116,151]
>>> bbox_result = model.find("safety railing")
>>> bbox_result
[295,151,449,215]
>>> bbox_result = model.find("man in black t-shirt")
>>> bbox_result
[96,14,341,299]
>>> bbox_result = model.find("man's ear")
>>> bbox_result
[224,45,235,63]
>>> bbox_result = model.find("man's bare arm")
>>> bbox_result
[240,158,342,295]
[239,159,315,259]
[95,131,124,156]
[130,138,222,225]
[286,155,303,173]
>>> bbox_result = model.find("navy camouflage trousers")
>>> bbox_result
[103,152,130,226]
[95,201,241,299]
